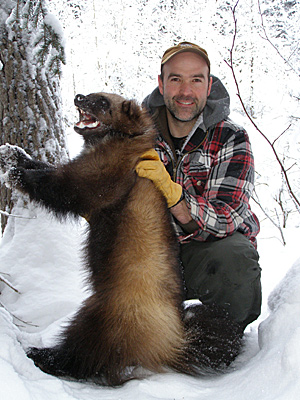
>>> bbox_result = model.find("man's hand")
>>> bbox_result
[170,199,193,225]
[136,149,183,208]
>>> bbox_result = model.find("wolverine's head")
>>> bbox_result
[74,92,152,146]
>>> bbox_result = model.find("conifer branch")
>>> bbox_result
[22,0,66,77]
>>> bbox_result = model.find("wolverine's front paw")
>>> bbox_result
[8,167,26,188]
[0,144,31,184]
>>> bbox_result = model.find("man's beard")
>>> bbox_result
[164,96,205,122]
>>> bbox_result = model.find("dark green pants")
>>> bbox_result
[180,232,261,328]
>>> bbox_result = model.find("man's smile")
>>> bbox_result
[174,98,197,111]
[175,97,195,106]
[176,100,194,105]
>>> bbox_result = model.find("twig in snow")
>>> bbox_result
[0,300,38,327]
[0,274,20,294]
[0,210,36,220]
[0,276,38,327]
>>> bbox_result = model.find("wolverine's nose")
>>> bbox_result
[74,94,86,105]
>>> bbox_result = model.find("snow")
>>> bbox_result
[44,13,65,42]
[0,192,300,400]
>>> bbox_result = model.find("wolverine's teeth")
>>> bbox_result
[75,121,101,130]
[76,121,86,130]
[88,121,100,128]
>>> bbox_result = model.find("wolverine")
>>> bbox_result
[0,92,242,386]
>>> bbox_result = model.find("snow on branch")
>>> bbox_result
[8,0,66,77]
[34,12,66,77]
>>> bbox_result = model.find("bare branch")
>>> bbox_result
[285,162,297,173]
[226,1,300,211]
[257,0,300,78]
[252,191,286,245]
[272,124,292,146]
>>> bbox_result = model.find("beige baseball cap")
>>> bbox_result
[161,41,210,71]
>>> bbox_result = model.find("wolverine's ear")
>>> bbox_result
[121,100,141,120]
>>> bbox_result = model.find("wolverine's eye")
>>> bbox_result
[96,96,110,110]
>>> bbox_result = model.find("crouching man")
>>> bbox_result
[136,42,261,331]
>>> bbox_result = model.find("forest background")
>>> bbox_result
[54,0,300,237]
[1,0,300,237]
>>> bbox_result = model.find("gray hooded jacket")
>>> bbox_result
[142,76,260,247]
[143,75,231,132]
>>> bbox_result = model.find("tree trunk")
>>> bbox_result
[0,10,68,233]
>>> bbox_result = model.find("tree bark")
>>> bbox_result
[0,20,67,233]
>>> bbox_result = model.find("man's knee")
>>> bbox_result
[180,232,262,325]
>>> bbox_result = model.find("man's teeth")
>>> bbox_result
[178,100,193,105]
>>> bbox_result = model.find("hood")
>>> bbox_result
[143,75,230,130]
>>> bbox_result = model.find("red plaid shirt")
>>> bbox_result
[154,116,260,248]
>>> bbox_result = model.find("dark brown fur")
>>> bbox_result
[0,92,242,386]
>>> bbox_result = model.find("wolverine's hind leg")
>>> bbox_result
[27,295,106,380]
[27,346,75,378]
[183,303,243,373]
[26,293,127,384]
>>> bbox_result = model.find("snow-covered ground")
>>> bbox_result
[0,197,300,399]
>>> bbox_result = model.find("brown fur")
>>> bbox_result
[1,92,242,386]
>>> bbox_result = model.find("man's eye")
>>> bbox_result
[170,77,180,82]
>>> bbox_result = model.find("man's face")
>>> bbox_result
[158,52,212,123]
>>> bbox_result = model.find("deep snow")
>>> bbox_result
[0,197,300,399]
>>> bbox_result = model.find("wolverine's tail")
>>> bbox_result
[178,303,243,375]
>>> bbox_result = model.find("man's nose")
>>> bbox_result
[179,82,193,96]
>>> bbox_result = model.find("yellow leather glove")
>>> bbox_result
[136,149,183,208]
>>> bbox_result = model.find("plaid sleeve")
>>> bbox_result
[181,126,258,242]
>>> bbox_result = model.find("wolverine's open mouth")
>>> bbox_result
[75,108,101,131]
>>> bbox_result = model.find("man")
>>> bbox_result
[136,42,261,330]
